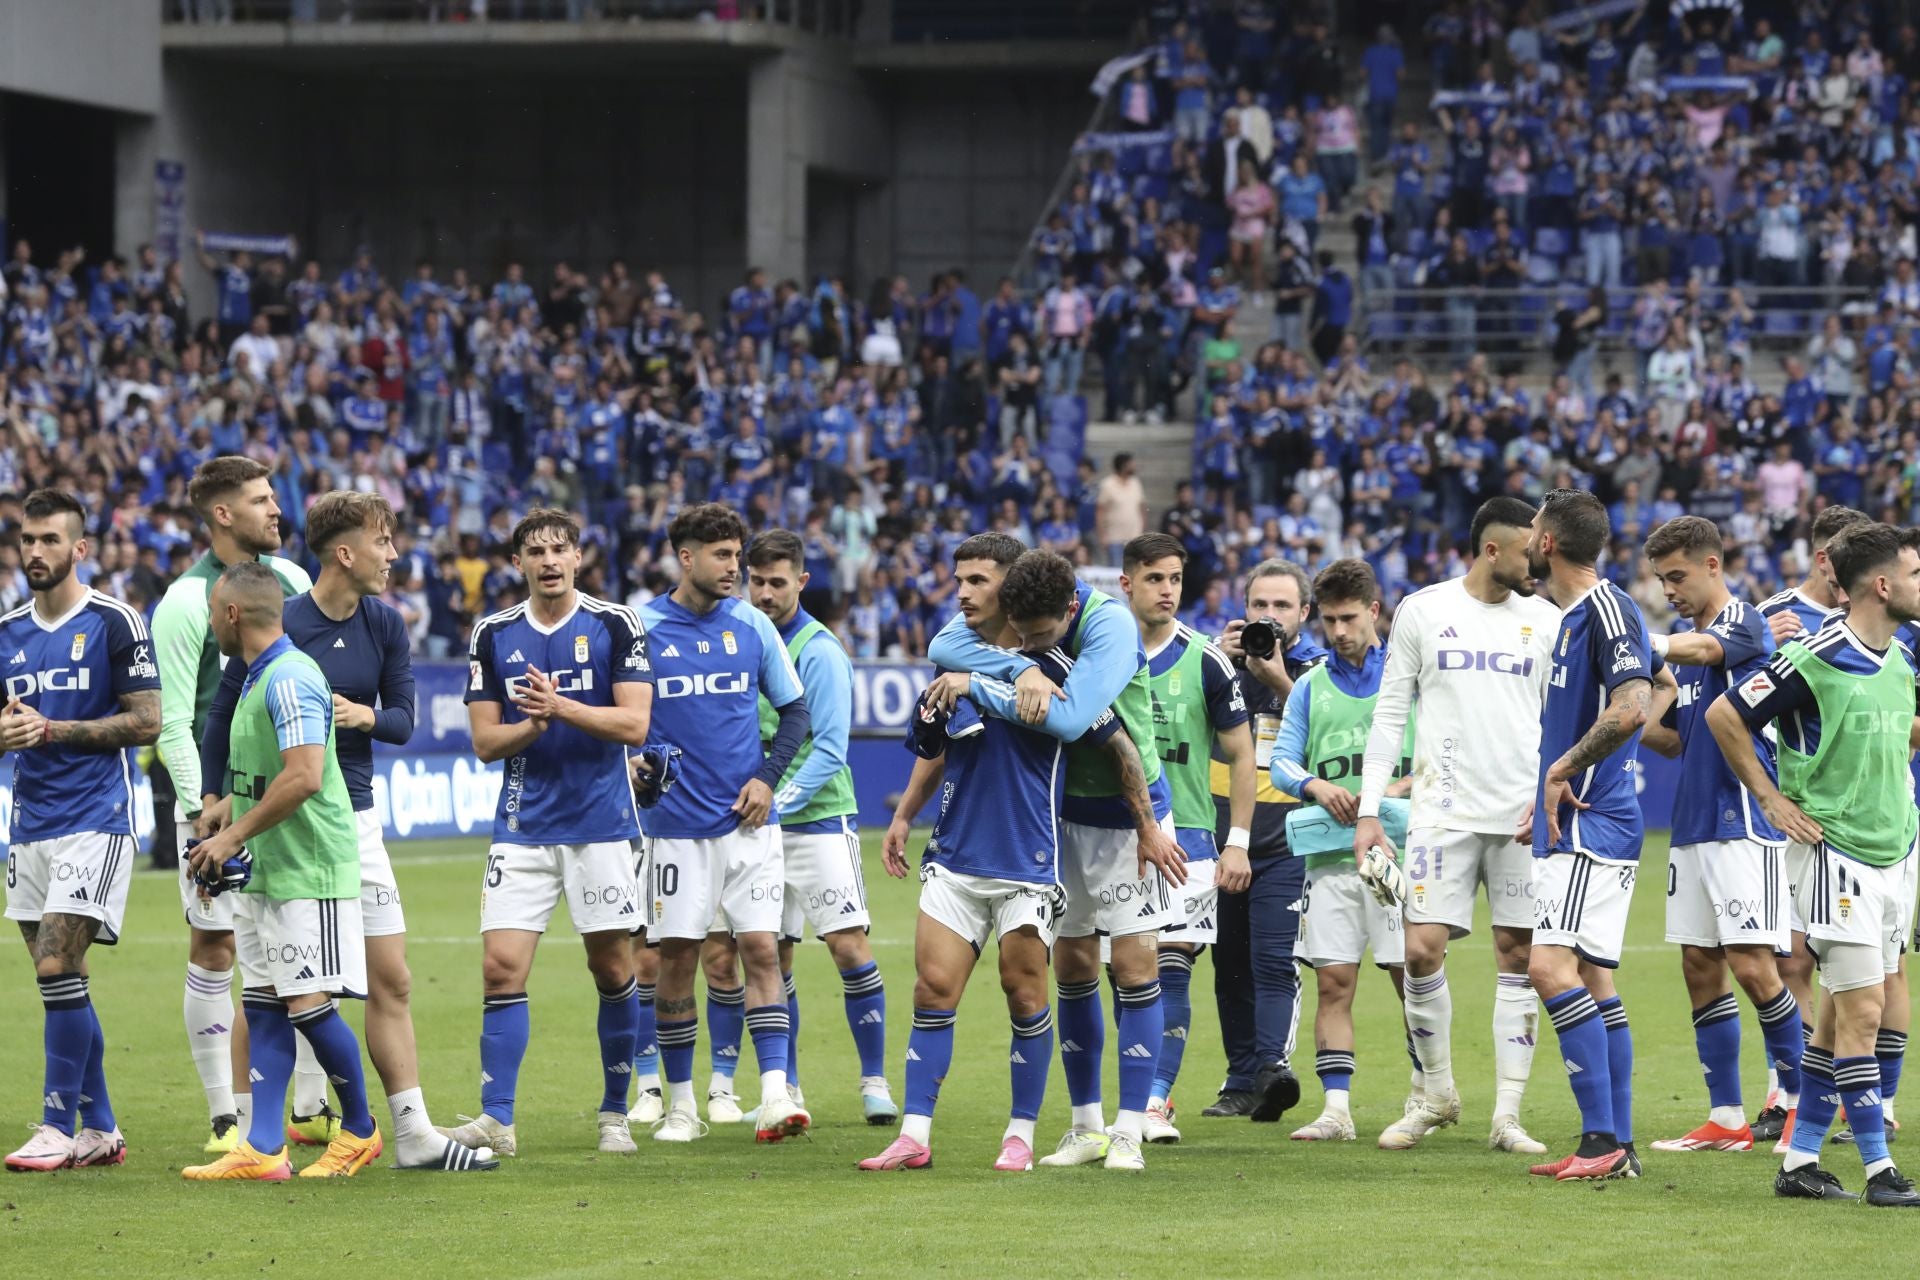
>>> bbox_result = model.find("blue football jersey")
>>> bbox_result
[466,594,652,845]
[1536,581,1652,862]
[0,591,160,843]
[637,594,804,840]
[910,652,1120,885]
[1759,587,1836,641]
[1666,599,1785,847]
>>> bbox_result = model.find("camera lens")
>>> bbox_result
[1241,618,1279,660]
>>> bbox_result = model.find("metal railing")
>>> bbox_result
[161,0,854,32]
[1354,284,1881,362]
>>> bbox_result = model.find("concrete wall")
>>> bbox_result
[158,55,747,316]
[0,0,161,115]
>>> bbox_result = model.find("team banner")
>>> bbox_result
[1429,89,1513,110]
[153,161,186,266]
[1073,129,1175,155]
[200,231,297,257]
[1540,0,1642,33]
[1090,48,1155,98]
[1661,74,1755,97]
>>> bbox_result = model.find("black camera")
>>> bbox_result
[1240,618,1286,661]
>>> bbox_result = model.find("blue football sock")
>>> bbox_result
[706,984,745,1081]
[1691,993,1743,1110]
[1597,996,1633,1145]
[479,992,530,1126]
[841,962,887,1079]
[632,981,658,1080]
[1788,1046,1837,1162]
[657,1017,697,1087]
[1754,986,1803,1099]
[242,991,295,1155]
[1316,1048,1356,1096]
[596,978,640,1115]
[1152,949,1194,1101]
[1836,1055,1891,1172]
[1057,978,1105,1108]
[905,1008,956,1121]
[1114,981,1163,1114]
[290,1003,374,1140]
[785,972,801,1085]
[1877,1029,1907,1103]
[1010,1007,1053,1122]
[38,974,92,1137]
[1544,987,1614,1139]
[746,1003,791,1084]
[80,1003,115,1133]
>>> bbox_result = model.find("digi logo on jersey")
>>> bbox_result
[1435,649,1535,677]
[655,671,750,699]
[5,666,91,701]
[504,668,595,699]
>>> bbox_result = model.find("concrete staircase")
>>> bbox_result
[1085,417,1192,520]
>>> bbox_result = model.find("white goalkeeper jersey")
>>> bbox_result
[1357,577,1560,835]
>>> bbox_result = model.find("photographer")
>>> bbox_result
[1203,558,1327,1122]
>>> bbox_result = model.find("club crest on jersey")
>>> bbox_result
[1838,895,1852,921]
[575,635,590,664]
[1520,626,1533,647]
[1560,628,1572,656]
[1168,671,1182,698]
[722,630,738,655]
[69,633,85,661]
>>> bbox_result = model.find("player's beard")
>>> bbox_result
[237,516,281,557]
[1525,543,1551,582]
[25,553,72,592]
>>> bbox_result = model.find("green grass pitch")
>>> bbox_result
[1,830,1912,1277]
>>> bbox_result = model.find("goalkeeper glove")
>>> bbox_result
[1357,844,1405,909]
[633,742,684,809]
[186,840,253,897]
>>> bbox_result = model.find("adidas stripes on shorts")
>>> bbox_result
[1532,850,1637,968]
[235,893,367,1000]
[5,830,136,944]
[779,819,870,940]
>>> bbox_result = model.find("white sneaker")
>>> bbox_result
[436,1113,516,1158]
[1103,1130,1145,1171]
[597,1111,636,1155]
[627,1088,664,1125]
[70,1126,126,1168]
[651,1103,708,1143]
[861,1081,899,1126]
[754,1089,811,1143]
[1290,1111,1358,1141]
[1379,1089,1461,1150]
[1037,1128,1110,1167]
[1143,1101,1181,1144]
[5,1123,75,1171]
[707,1090,745,1124]
[1489,1114,1549,1155]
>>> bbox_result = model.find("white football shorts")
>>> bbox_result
[919,862,1063,952]
[1299,861,1405,969]
[780,819,870,940]
[1401,827,1536,936]
[1160,855,1220,946]
[481,840,643,935]
[1058,815,1180,938]
[5,830,136,944]
[1789,840,1918,986]
[642,825,784,941]
[235,892,367,1000]
[356,809,406,938]
[1533,851,1637,968]
[1664,838,1788,950]
[178,801,237,932]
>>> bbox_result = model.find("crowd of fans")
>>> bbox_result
[1031,1,1920,636]
[17,1,1920,658]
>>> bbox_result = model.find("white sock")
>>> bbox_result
[860,1074,890,1095]
[234,1092,252,1130]
[1404,967,1454,1096]
[901,1113,932,1144]
[387,1087,433,1146]
[1867,1156,1896,1179]
[637,1072,661,1094]
[1493,974,1540,1121]
[1887,1096,1899,1126]
[184,963,236,1120]
[1767,1066,1781,1097]
[1709,1104,1747,1129]
[759,1069,789,1102]
[292,1024,330,1116]
[668,1079,695,1109]
[1071,1102,1105,1134]
[708,1071,735,1097]
[1783,1148,1820,1172]
[1324,1087,1352,1117]
[1781,1089,1800,1110]
[1148,1091,1168,1110]
[1004,1117,1036,1145]
[1113,1109,1145,1141]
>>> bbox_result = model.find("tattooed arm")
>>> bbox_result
[2,689,161,754]
[1540,678,1651,846]
[1097,724,1188,887]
